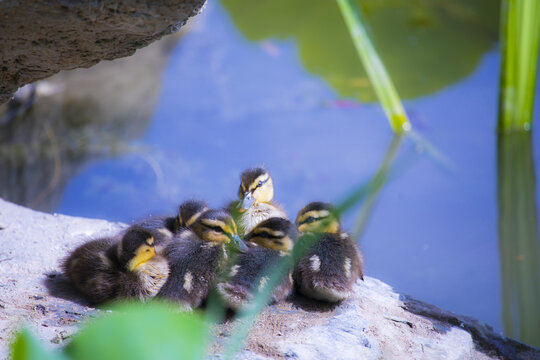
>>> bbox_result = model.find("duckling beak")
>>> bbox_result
[229,234,249,253]
[240,192,254,211]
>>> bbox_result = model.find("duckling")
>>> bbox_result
[157,209,248,308]
[229,167,287,236]
[135,199,209,251]
[216,217,297,310]
[62,226,169,304]
[293,202,364,302]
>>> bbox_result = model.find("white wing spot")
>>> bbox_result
[258,276,269,292]
[158,228,173,238]
[310,255,321,272]
[229,265,240,277]
[183,272,193,293]
[344,258,352,279]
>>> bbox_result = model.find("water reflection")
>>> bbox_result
[0,35,182,212]
[221,0,498,101]
[497,132,540,348]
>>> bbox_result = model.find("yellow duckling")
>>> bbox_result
[229,167,287,236]
[157,209,248,307]
[62,226,169,304]
[216,217,297,310]
[293,202,364,302]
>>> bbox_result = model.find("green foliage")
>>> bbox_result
[337,0,410,132]
[221,0,498,102]
[498,0,540,131]
[65,301,207,360]
[11,329,64,360]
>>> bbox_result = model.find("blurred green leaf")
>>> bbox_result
[221,0,498,102]
[65,301,207,360]
[11,329,64,360]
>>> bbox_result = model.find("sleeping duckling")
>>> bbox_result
[62,226,169,304]
[135,199,209,251]
[157,209,248,308]
[293,202,364,302]
[216,217,297,310]
[229,167,287,236]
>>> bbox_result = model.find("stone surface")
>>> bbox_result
[0,0,206,104]
[0,198,538,359]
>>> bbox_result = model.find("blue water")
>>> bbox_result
[54,2,540,340]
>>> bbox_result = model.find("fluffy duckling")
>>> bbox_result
[157,209,248,308]
[62,226,169,304]
[293,202,364,302]
[229,167,287,236]
[216,217,297,310]
[135,199,209,251]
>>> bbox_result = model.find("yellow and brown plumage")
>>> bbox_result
[62,226,169,304]
[216,217,298,310]
[293,202,364,302]
[134,199,210,252]
[228,167,287,236]
[157,209,248,308]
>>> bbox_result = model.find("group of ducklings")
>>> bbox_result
[62,167,364,310]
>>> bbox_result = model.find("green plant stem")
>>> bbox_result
[336,0,411,133]
[498,0,540,131]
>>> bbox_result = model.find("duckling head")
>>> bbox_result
[192,209,249,252]
[296,202,341,234]
[177,199,209,228]
[117,227,157,271]
[237,167,274,211]
[245,217,298,252]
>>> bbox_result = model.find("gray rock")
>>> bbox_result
[0,198,538,359]
[0,0,206,104]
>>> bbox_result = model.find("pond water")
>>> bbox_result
[1,0,539,348]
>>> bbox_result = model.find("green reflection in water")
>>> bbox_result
[221,0,498,102]
[497,131,540,348]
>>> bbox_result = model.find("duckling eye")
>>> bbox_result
[206,225,225,233]
[305,216,316,224]
[257,180,263,187]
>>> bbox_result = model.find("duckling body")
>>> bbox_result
[216,217,297,310]
[230,167,287,236]
[157,209,247,308]
[293,202,364,302]
[62,227,168,304]
[134,199,209,253]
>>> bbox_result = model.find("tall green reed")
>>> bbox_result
[336,0,411,133]
[498,0,540,132]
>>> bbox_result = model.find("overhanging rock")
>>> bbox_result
[0,0,206,104]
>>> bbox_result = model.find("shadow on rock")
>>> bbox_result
[288,293,341,313]
[399,294,540,360]
[44,271,91,307]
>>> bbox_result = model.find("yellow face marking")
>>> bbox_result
[252,177,274,204]
[247,173,270,192]
[252,227,285,238]
[250,235,293,252]
[127,245,155,271]
[146,236,154,245]
[185,210,207,227]
[296,210,330,225]
[296,210,339,233]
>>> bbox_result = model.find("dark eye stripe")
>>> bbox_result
[299,215,326,225]
[252,231,283,240]
[206,225,224,233]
